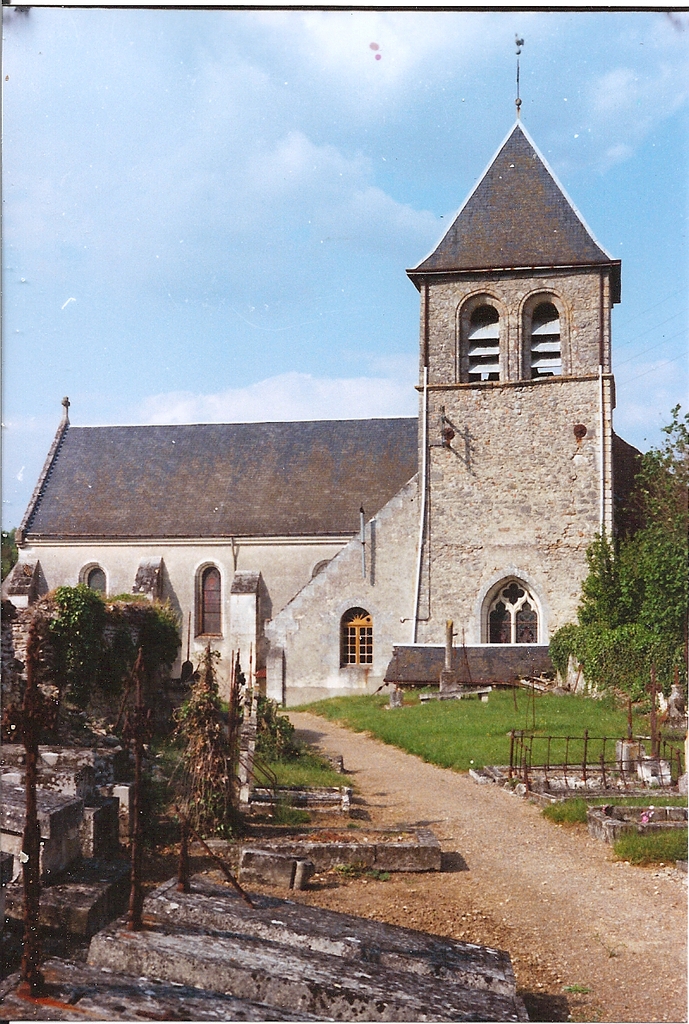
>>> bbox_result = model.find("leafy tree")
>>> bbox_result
[1,528,18,581]
[550,407,688,699]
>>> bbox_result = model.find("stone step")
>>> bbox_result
[0,957,324,1020]
[4,858,131,937]
[88,918,525,1022]
[147,874,518,998]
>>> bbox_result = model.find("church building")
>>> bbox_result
[5,121,638,704]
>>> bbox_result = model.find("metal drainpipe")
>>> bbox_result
[412,365,429,643]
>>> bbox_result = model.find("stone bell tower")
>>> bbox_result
[406,121,621,649]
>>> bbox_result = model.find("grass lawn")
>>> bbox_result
[543,795,688,825]
[298,690,652,773]
[266,749,348,789]
[613,829,688,865]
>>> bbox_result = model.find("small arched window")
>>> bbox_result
[488,580,539,644]
[86,566,106,595]
[341,607,373,666]
[468,305,500,382]
[530,302,561,378]
[197,566,222,636]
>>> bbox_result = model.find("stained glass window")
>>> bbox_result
[489,601,511,644]
[487,581,539,644]
[516,601,538,643]
[198,566,222,636]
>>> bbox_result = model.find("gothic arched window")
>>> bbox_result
[197,565,222,636]
[468,305,500,382]
[341,608,373,666]
[86,566,106,595]
[530,302,562,378]
[487,580,539,644]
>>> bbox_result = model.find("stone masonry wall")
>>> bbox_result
[420,266,612,385]
[265,478,419,706]
[417,375,605,646]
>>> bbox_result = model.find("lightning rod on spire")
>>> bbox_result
[515,35,524,119]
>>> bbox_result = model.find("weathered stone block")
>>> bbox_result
[147,875,520,997]
[4,858,130,937]
[88,915,526,1021]
[240,848,301,888]
[79,798,120,859]
[1,782,84,879]
[0,957,321,1020]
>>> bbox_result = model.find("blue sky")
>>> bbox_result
[2,8,688,529]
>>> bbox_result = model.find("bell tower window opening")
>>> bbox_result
[468,305,500,382]
[530,302,561,378]
[197,565,222,637]
[487,580,539,644]
[341,608,373,666]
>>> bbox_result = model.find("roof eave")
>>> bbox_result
[407,259,621,303]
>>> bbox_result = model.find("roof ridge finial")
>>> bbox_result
[61,396,70,425]
[515,34,524,120]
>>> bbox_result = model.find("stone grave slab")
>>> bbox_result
[0,957,323,1020]
[241,826,442,872]
[4,858,131,937]
[1,782,83,879]
[147,874,519,998]
[88,916,526,1022]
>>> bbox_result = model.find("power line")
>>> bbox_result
[613,288,683,332]
[613,328,686,369]
[617,352,686,387]
[614,310,685,351]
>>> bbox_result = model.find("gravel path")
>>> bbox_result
[287,711,687,1024]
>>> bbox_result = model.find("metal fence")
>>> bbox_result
[508,730,685,790]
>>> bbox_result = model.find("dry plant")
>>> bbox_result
[173,644,241,836]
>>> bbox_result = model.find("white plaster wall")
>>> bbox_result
[17,536,347,699]
[228,590,258,671]
[266,478,419,706]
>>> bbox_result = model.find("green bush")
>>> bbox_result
[255,696,300,761]
[48,586,180,707]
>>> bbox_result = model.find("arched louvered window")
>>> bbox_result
[530,302,562,378]
[86,566,106,595]
[341,608,373,666]
[487,580,539,644]
[468,305,500,382]
[197,566,222,636]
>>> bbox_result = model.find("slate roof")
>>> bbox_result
[21,419,418,541]
[409,123,620,298]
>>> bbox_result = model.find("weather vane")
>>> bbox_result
[515,35,524,119]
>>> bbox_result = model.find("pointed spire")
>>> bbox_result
[408,122,620,297]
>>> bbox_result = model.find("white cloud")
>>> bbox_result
[138,368,418,425]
